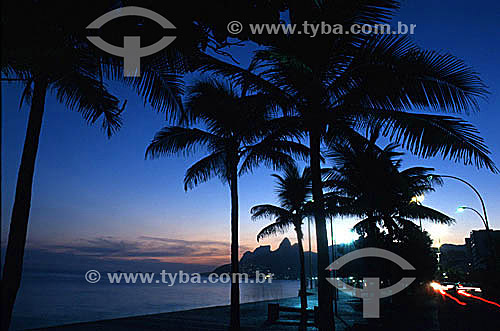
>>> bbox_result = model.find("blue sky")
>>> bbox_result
[2,0,500,268]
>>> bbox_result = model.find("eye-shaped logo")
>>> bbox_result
[326,248,416,318]
[87,6,176,77]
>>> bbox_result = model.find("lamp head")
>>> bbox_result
[411,195,425,203]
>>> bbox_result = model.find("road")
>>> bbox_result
[434,286,500,331]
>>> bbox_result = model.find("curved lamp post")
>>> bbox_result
[438,176,496,274]
[457,206,488,229]
[432,175,489,230]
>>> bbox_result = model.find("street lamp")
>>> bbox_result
[457,206,488,230]
[439,175,496,274]
[431,175,489,230]
[411,194,425,204]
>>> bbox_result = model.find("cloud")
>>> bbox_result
[0,235,257,272]
[138,236,230,246]
[34,235,255,266]
[5,247,216,274]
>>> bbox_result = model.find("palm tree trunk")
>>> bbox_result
[296,226,308,329]
[309,129,335,331]
[229,165,240,330]
[1,77,48,331]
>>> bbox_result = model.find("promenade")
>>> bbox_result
[29,289,444,330]
[30,290,362,330]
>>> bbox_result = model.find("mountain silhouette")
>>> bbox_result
[209,238,355,279]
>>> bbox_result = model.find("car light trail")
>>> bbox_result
[456,286,481,292]
[439,288,467,306]
[457,290,500,309]
[430,282,467,306]
[430,282,444,291]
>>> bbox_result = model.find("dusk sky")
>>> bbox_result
[2,0,500,269]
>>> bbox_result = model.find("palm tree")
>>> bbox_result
[0,2,298,328]
[324,133,454,242]
[0,1,192,328]
[195,3,496,323]
[249,36,492,331]
[1,2,122,328]
[251,163,312,328]
[145,78,308,330]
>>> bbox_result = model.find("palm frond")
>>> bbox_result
[352,109,497,172]
[352,216,381,234]
[183,78,240,127]
[193,52,295,112]
[19,78,34,108]
[340,34,488,113]
[145,126,220,159]
[239,138,310,177]
[251,204,291,221]
[100,53,185,120]
[239,149,294,177]
[269,163,312,210]
[256,221,292,242]
[399,204,455,225]
[298,0,400,27]
[51,70,122,137]
[184,152,227,191]
[239,133,309,177]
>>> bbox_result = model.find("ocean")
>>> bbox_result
[11,271,300,330]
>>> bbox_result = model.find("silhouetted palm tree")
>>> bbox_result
[251,163,311,328]
[0,1,191,328]
[324,133,454,242]
[197,18,495,329]
[145,78,308,330]
[0,2,299,328]
[1,2,122,328]
[211,30,495,331]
